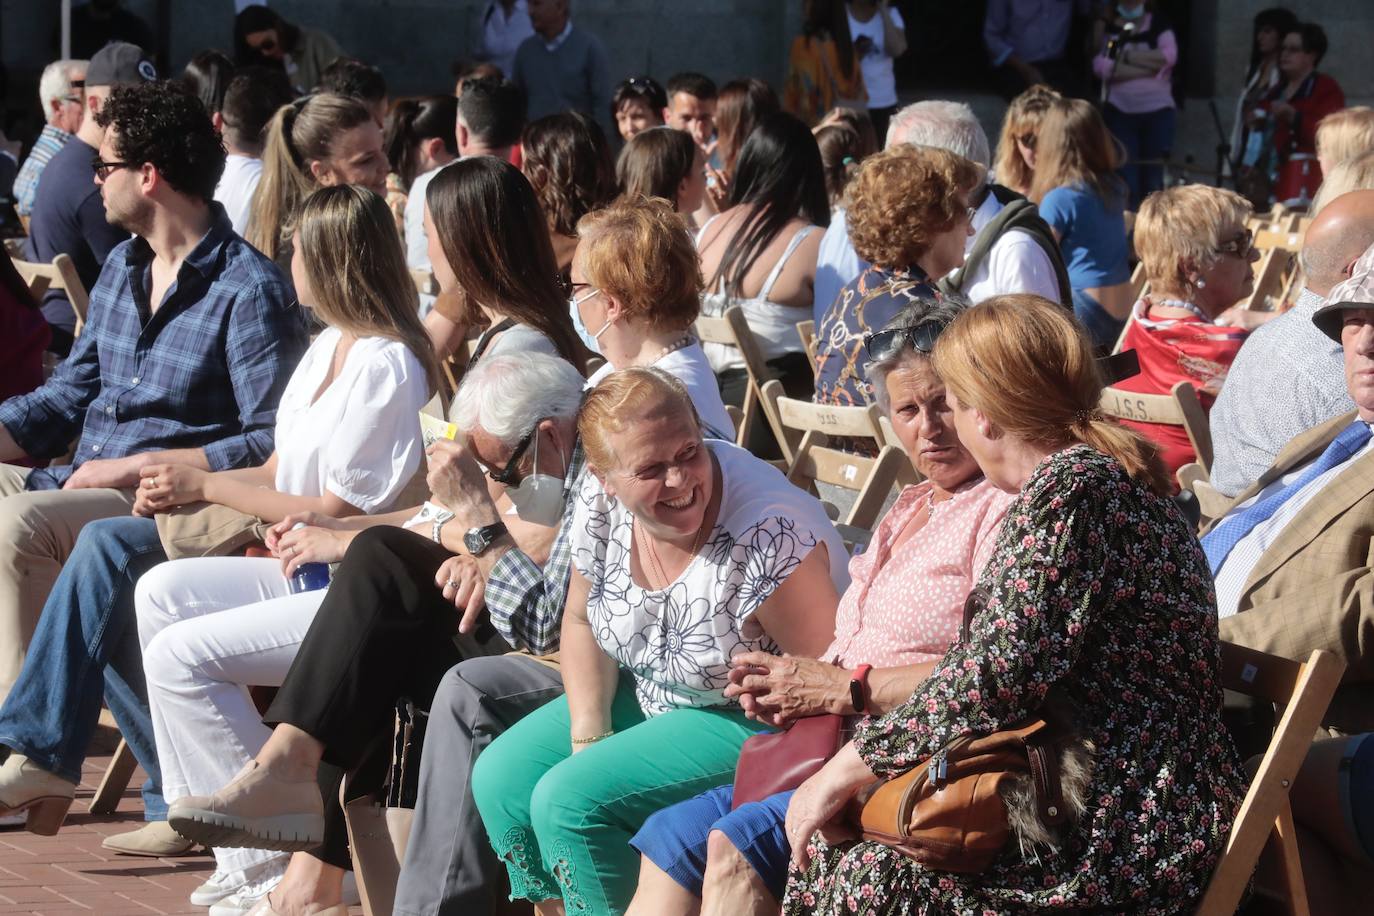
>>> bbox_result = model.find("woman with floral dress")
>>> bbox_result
[781,294,1246,915]
[471,368,850,916]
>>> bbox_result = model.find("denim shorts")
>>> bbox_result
[1340,733,1374,860]
[630,784,794,900]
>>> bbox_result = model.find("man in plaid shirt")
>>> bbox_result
[0,81,304,702]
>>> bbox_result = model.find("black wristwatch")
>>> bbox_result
[463,521,508,557]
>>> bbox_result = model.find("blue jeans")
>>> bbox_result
[1072,287,1126,351]
[1103,103,1176,211]
[0,516,167,819]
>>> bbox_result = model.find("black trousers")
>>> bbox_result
[264,525,512,866]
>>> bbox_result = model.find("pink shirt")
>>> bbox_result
[1092,14,1177,114]
[824,477,1013,669]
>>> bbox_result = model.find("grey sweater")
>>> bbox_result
[512,24,612,128]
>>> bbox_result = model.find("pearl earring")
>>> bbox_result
[1194,277,1206,289]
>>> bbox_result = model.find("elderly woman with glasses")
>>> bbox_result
[814,143,981,409]
[1113,184,1259,478]
[625,301,1014,916]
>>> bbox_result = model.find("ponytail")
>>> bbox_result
[1070,414,1173,498]
[384,95,459,190]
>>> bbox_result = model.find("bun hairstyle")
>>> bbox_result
[384,95,458,188]
[932,295,1171,497]
[246,92,374,261]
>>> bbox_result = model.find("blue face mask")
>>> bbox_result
[1117,3,1145,20]
[569,288,611,354]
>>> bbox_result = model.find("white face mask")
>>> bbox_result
[505,431,568,527]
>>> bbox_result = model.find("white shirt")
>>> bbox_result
[479,0,535,77]
[1212,424,1374,619]
[586,342,736,442]
[570,440,850,715]
[543,18,574,52]
[403,165,445,272]
[846,5,905,109]
[215,154,263,237]
[960,188,1062,305]
[273,328,431,513]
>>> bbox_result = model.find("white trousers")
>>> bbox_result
[134,556,327,885]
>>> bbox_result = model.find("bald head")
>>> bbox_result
[1302,189,1374,296]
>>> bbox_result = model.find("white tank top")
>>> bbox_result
[697,218,816,373]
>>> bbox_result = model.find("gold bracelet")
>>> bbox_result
[570,730,614,746]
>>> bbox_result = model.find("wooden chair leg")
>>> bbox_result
[1273,800,1311,916]
[88,739,137,815]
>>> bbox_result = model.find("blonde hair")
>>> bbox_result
[1136,184,1252,295]
[295,185,441,395]
[576,196,703,334]
[932,295,1171,497]
[993,85,1060,196]
[246,93,374,262]
[846,145,982,270]
[1311,149,1374,216]
[1028,98,1124,209]
[578,367,700,474]
[1316,107,1374,170]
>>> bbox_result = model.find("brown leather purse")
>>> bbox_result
[848,590,1094,873]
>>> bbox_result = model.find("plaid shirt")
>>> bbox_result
[484,439,585,654]
[0,204,306,490]
[12,125,70,217]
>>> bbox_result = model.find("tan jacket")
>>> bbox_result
[1205,410,1374,732]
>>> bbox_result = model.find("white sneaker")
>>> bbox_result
[189,869,237,907]
[208,890,267,916]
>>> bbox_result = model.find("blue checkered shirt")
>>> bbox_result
[12,125,70,217]
[0,204,307,489]
[484,440,585,654]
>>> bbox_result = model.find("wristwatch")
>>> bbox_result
[848,664,873,714]
[463,521,508,556]
[414,502,455,545]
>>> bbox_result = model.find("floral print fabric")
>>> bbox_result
[783,445,1246,915]
[570,441,849,716]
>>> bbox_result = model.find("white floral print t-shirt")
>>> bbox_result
[570,441,850,716]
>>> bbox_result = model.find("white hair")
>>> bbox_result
[38,60,86,121]
[449,352,585,447]
[886,100,991,169]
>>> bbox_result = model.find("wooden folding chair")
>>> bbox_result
[1195,644,1343,916]
[3,238,25,259]
[760,377,885,466]
[1100,380,1213,472]
[796,319,818,375]
[1176,462,1231,529]
[1238,247,1293,312]
[89,740,138,815]
[1252,229,1304,256]
[12,252,90,337]
[695,306,787,456]
[1127,260,1149,302]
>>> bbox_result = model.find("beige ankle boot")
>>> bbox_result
[0,753,76,835]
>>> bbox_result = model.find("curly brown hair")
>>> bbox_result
[846,145,982,270]
[520,112,616,238]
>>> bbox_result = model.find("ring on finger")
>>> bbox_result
[447,579,459,588]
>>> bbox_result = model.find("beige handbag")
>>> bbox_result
[342,700,425,916]
[154,502,269,560]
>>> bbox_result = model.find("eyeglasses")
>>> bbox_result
[475,427,536,486]
[964,206,978,223]
[1017,132,1037,150]
[91,158,134,181]
[1215,228,1254,259]
[864,320,947,360]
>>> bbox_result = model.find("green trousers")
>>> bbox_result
[470,674,766,915]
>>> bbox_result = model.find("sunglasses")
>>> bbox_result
[1215,228,1254,259]
[91,158,134,180]
[864,320,947,360]
[476,427,536,486]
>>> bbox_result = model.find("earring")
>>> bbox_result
[1195,277,1206,289]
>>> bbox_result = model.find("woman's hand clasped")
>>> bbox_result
[726,651,850,726]
[133,463,207,516]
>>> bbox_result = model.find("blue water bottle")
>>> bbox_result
[286,523,331,594]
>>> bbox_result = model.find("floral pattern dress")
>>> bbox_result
[782,445,1246,915]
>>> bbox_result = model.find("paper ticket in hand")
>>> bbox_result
[420,411,458,447]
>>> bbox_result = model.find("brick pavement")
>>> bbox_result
[0,751,364,915]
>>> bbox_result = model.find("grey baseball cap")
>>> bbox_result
[85,42,157,88]
[1313,242,1374,341]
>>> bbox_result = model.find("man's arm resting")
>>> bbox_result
[0,423,24,464]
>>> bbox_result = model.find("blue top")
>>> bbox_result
[0,204,308,490]
[1038,182,1130,289]
[23,136,130,332]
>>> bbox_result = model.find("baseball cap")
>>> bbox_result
[85,42,157,88]
[1313,242,1374,341]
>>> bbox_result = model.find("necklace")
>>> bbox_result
[647,334,695,366]
[1151,297,1213,324]
[637,512,711,590]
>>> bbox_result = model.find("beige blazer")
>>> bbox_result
[1205,410,1374,731]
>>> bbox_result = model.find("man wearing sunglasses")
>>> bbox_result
[13,60,87,221]
[23,42,152,357]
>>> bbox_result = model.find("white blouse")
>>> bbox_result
[570,441,850,716]
[585,342,736,442]
[273,328,430,513]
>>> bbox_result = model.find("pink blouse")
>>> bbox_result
[823,477,1013,669]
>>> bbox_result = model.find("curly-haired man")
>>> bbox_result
[0,76,306,857]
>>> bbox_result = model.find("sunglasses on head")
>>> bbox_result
[864,320,947,360]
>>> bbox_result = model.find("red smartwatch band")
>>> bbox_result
[849,663,873,714]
